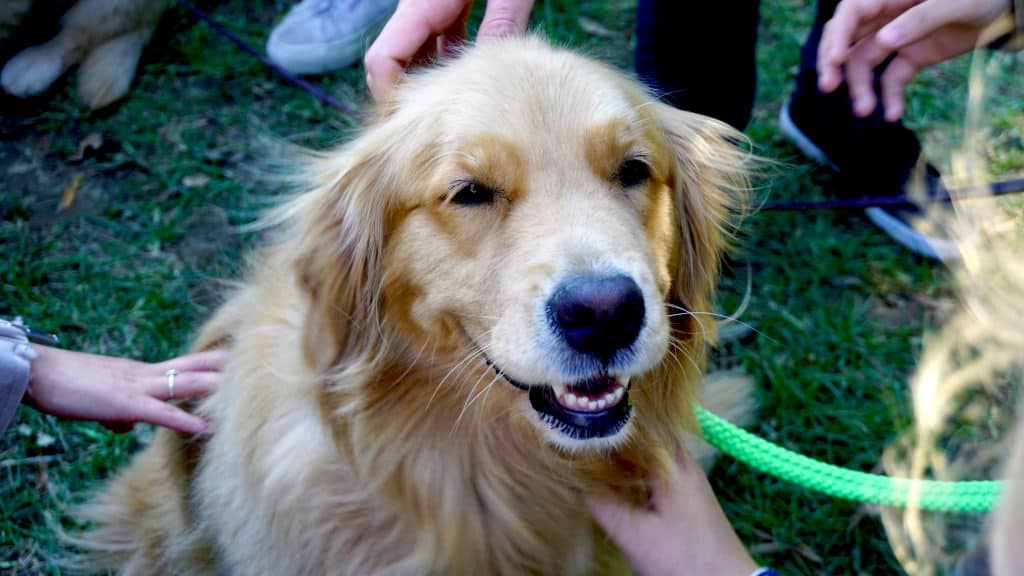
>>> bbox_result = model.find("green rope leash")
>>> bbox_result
[694,405,1003,513]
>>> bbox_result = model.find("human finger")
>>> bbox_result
[819,0,922,92]
[156,349,227,374]
[819,0,888,91]
[876,0,968,49]
[149,370,219,401]
[477,0,534,40]
[127,396,207,434]
[365,0,472,101]
[844,36,897,116]
[92,391,207,434]
[818,1,870,91]
[879,55,918,121]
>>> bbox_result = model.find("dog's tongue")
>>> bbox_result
[550,376,628,413]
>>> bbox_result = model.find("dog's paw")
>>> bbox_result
[1,44,68,97]
[77,31,149,109]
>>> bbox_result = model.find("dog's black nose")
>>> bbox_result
[547,275,645,360]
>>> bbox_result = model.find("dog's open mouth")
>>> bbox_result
[528,376,632,440]
[478,349,634,440]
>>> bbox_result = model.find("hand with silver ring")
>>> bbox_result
[24,346,226,434]
[165,368,179,399]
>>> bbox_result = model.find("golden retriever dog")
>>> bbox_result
[75,37,755,575]
[0,0,169,108]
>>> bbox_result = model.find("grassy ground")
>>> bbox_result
[1,0,1021,574]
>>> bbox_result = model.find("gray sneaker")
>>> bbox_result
[267,0,397,75]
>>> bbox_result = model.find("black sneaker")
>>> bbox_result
[779,94,958,261]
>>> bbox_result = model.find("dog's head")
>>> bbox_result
[291,38,749,454]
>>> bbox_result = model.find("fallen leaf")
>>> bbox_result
[796,543,824,565]
[183,174,211,188]
[36,431,55,448]
[59,173,84,212]
[578,17,618,38]
[36,462,49,490]
[748,528,782,555]
[69,132,104,163]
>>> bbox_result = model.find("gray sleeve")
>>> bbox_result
[0,320,36,434]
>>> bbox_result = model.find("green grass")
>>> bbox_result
[1,0,1021,574]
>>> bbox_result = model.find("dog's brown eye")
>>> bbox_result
[450,181,499,206]
[615,159,651,188]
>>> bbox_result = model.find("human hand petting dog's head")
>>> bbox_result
[364,0,534,101]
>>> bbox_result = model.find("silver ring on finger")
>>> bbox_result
[165,369,179,399]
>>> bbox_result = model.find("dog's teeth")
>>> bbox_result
[614,375,631,389]
[602,392,616,404]
[566,393,579,408]
[596,399,607,410]
[551,383,566,398]
[587,400,598,411]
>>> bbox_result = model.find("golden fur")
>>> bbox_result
[0,0,168,109]
[75,38,755,575]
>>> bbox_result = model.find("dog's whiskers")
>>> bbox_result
[472,374,503,427]
[382,338,432,393]
[666,337,701,375]
[622,339,695,396]
[426,346,488,412]
[426,328,498,412]
[665,304,765,339]
[667,297,765,338]
[666,306,714,341]
[450,364,503,438]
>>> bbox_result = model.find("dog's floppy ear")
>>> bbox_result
[652,103,751,316]
[287,141,399,373]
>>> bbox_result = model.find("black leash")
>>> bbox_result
[176,0,1024,212]
[760,177,1024,211]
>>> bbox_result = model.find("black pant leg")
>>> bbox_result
[634,0,761,131]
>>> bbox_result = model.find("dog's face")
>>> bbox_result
[296,38,747,453]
